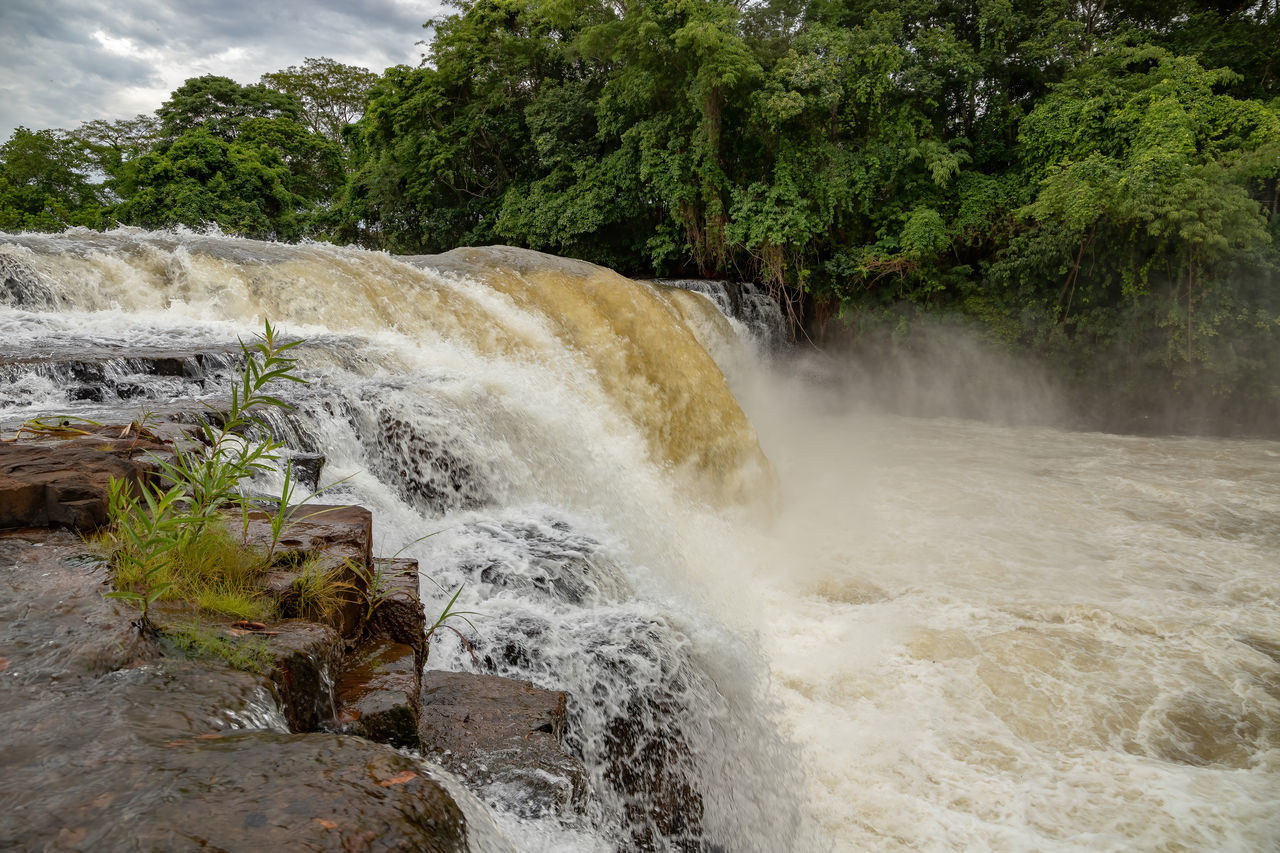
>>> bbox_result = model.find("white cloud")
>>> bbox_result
[0,0,443,140]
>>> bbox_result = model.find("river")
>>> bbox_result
[2,228,1277,851]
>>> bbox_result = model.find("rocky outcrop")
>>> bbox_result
[366,557,428,664]
[0,529,469,853]
[419,670,588,819]
[0,432,167,530]
[0,428,595,848]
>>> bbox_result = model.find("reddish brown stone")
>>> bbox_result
[366,558,426,667]
[419,671,586,818]
[338,640,422,750]
[0,435,167,531]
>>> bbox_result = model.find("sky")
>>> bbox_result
[0,0,446,140]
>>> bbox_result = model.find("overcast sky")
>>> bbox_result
[0,0,446,140]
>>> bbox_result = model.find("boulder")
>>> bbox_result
[248,504,373,638]
[288,452,326,491]
[0,434,168,530]
[419,671,587,818]
[337,640,422,750]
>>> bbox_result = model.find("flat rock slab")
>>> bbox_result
[0,435,168,530]
[420,671,587,818]
[245,503,373,570]
[0,529,154,683]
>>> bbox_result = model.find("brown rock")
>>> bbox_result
[419,671,587,818]
[247,504,373,638]
[338,640,422,750]
[263,619,344,732]
[0,435,167,531]
[0,529,469,853]
[246,503,373,570]
[367,557,427,667]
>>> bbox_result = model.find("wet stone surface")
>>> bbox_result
[338,640,422,751]
[366,557,427,666]
[0,434,168,531]
[419,670,587,819]
[0,530,470,853]
[264,619,345,733]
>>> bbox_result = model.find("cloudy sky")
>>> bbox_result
[0,0,446,140]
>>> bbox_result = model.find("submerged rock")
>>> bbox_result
[419,670,587,819]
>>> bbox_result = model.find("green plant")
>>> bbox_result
[102,476,188,632]
[347,559,395,623]
[102,320,306,627]
[290,557,356,623]
[259,459,354,562]
[424,583,480,665]
[151,319,306,536]
[3,414,103,441]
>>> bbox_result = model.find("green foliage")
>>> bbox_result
[103,321,305,629]
[289,557,356,624]
[4,6,1279,424]
[260,58,379,142]
[0,127,111,231]
[157,75,302,141]
[149,320,306,535]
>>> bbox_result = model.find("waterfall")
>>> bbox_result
[649,278,790,352]
[0,228,812,852]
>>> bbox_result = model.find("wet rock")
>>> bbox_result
[263,619,344,733]
[456,518,631,606]
[288,452,326,491]
[470,610,709,848]
[246,503,373,570]
[366,557,427,666]
[0,434,167,531]
[247,504,372,638]
[367,405,490,515]
[338,640,422,750]
[419,671,587,818]
[0,530,156,683]
[0,529,469,853]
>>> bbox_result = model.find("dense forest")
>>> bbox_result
[2,1,1278,431]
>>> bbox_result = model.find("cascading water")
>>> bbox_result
[3,228,1279,852]
[0,229,808,852]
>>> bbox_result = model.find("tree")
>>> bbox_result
[119,76,343,239]
[261,58,379,141]
[0,127,109,231]
[157,75,302,141]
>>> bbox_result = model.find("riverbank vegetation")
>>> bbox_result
[2,2,1277,431]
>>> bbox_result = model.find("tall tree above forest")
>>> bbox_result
[261,58,380,141]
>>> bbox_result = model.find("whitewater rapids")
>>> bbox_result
[2,228,1277,851]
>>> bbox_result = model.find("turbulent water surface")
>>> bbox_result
[2,229,1278,852]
